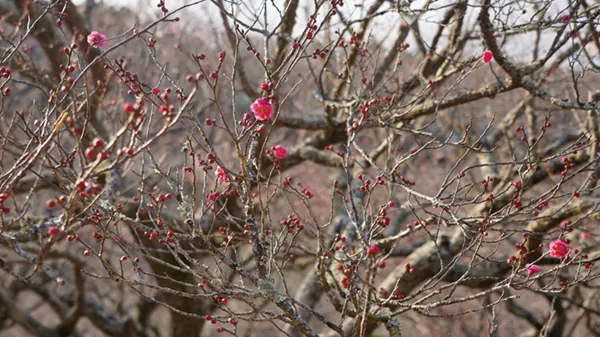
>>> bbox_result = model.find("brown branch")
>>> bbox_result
[478,0,521,80]
[272,0,299,73]
[0,291,61,337]
[523,200,594,264]
[217,0,257,99]
[372,19,410,87]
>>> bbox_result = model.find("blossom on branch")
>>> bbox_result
[250,98,272,121]
[549,239,569,259]
[87,31,106,48]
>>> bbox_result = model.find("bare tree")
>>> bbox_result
[1,0,600,336]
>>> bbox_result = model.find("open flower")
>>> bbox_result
[526,263,540,276]
[367,244,380,256]
[273,145,287,159]
[250,98,272,121]
[215,166,228,184]
[482,50,493,63]
[87,31,106,48]
[549,239,569,259]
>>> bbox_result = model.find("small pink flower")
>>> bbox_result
[87,31,106,48]
[152,87,160,95]
[482,50,493,63]
[273,145,287,159]
[123,103,135,113]
[549,239,569,259]
[561,14,570,23]
[250,98,272,121]
[215,166,228,184]
[526,264,540,276]
[48,227,59,237]
[367,244,379,256]
[581,231,590,240]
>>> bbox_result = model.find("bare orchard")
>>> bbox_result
[1,1,600,336]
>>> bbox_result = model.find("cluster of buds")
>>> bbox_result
[92,231,104,243]
[123,98,147,128]
[157,0,168,13]
[118,70,143,95]
[377,203,393,227]
[64,116,82,134]
[481,176,494,191]
[1,67,12,96]
[310,47,329,60]
[46,195,67,209]
[337,263,356,277]
[358,98,380,117]
[60,76,75,92]
[260,81,274,93]
[511,189,522,209]
[540,115,551,130]
[398,176,415,186]
[148,188,173,204]
[84,137,108,161]
[59,63,77,74]
[305,15,318,40]
[75,179,103,200]
[218,226,235,247]
[300,186,313,199]
[88,209,105,226]
[561,156,576,177]
[0,67,12,78]
[532,198,549,216]
[324,145,345,158]
[279,215,305,233]
[478,218,489,235]
[330,0,344,8]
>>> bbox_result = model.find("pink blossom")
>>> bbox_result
[581,231,590,240]
[152,87,161,95]
[560,220,571,229]
[87,31,106,48]
[48,227,59,237]
[561,14,570,23]
[549,239,569,259]
[123,103,135,113]
[250,98,272,121]
[367,244,379,256]
[482,50,493,63]
[526,263,540,276]
[215,166,228,184]
[273,145,287,159]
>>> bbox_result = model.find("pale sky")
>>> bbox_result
[71,0,584,64]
